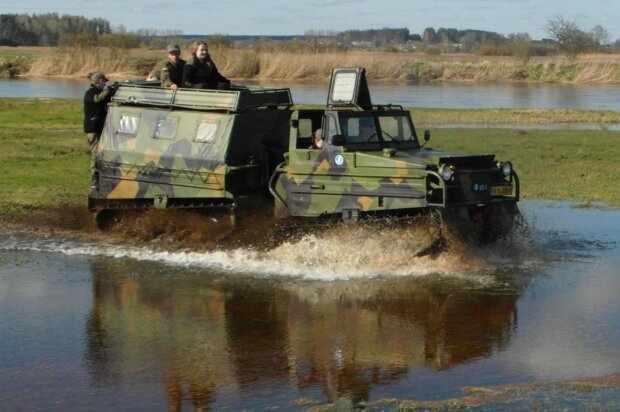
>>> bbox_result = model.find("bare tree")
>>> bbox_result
[113,24,127,34]
[590,25,610,50]
[508,33,533,64]
[546,16,592,58]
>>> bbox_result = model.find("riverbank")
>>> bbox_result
[2,46,620,84]
[1,98,618,228]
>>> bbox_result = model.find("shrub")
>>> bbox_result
[134,58,159,76]
[476,44,511,56]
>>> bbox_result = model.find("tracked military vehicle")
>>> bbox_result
[90,68,519,244]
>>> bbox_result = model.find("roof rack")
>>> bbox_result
[112,84,293,112]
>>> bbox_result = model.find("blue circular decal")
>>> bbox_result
[335,154,344,166]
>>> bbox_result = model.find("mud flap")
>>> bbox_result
[341,208,359,224]
[154,195,168,209]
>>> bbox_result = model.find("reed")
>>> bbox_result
[5,46,620,84]
[25,46,136,79]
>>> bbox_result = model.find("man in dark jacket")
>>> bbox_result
[83,72,117,183]
[160,44,186,91]
[83,71,116,146]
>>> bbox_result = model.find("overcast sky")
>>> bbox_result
[3,0,619,41]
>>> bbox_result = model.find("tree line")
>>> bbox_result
[0,14,110,46]
[1,13,618,58]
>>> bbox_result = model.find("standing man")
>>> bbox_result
[83,71,116,147]
[83,72,117,184]
[160,44,186,91]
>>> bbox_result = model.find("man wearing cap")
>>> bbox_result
[358,117,377,142]
[83,72,117,182]
[160,44,186,91]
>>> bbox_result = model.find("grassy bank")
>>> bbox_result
[414,108,620,125]
[0,99,87,213]
[0,98,619,219]
[3,46,620,83]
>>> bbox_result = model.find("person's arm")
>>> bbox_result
[161,65,173,88]
[88,88,112,103]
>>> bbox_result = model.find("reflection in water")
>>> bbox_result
[85,258,522,408]
[86,261,238,410]
[284,280,518,405]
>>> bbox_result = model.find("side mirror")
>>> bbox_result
[424,130,431,142]
[420,130,431,148]
[330,134,346,146]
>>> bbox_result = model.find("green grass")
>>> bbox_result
[0,98,88,212]
[412,108,620,125]
[0,98,619,218]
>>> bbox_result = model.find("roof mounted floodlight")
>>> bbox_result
[327,67,372,109]
[330,71,357,102]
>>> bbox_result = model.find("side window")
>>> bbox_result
[296,118,314,149]
[298,118,313,138]
[154,117,178,140]
[194,121,218,143]
[117,114,139,136]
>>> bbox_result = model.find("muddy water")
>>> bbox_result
[0,200,619,410]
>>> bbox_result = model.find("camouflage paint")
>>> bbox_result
[89,84,292,211]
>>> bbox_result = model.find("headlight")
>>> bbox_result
[501,161,513,177]
[440,164,454,181]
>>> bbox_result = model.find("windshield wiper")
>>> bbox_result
[381,130,401,144]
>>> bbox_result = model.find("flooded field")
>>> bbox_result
[1,200,619,410]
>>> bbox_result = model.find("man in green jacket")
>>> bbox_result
[160,44,186,91]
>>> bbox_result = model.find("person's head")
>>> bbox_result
[313,129,323,148]
[166,44,181,63]
[191,41,209,60]
[90,71,108,90]
[359,117,374,128]
[359,117,375,135]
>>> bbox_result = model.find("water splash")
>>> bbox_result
[0,221,509,282]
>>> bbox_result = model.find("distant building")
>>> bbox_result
[350,41,374,49]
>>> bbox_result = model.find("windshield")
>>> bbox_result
[338,113,419,149]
